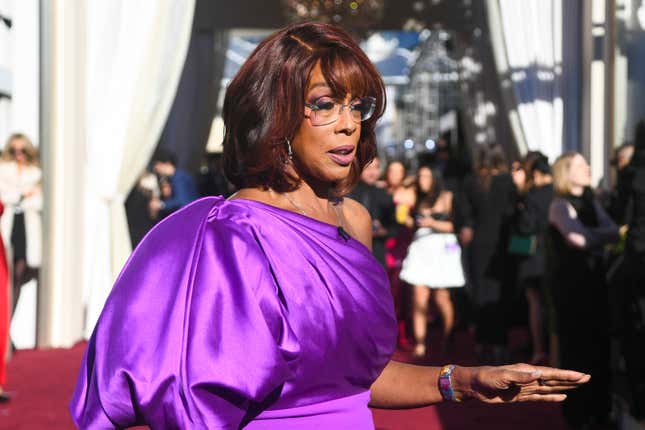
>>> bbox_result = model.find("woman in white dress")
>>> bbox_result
[0,133,42,310]
[400,166,465,357]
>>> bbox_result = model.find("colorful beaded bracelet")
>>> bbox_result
[438,364,461,402]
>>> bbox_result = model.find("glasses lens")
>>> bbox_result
[310,97,336,125]
[352,97,376,122]
[307,96,376,126]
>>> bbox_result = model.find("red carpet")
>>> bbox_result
[0,329,569,429]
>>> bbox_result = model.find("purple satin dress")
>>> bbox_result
[70,196,397,429]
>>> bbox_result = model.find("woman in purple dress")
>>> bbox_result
[70,22,589,429]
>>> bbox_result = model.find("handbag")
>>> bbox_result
[508,234,537,256]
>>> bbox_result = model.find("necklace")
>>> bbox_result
[282,192,308,216]
[281,193,351,241]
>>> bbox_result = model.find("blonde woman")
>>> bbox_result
[548,152,619,429]
[0,133,42,309]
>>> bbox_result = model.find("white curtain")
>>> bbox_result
[83,1,195,338]
[487,0,563,162]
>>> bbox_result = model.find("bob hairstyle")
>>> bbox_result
[222,22,386,195]
[552,151,580,196]
[2,133,40,166]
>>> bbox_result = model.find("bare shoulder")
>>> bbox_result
[342,197,373,250]
[439,190,453,201]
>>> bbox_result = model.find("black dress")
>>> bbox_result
[548,189,619,427]
[10,212,26,262]
[453,173,517,346]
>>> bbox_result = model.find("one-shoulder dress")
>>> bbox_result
[70,196,397,429]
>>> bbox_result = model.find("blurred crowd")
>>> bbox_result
[0,119,643,429]
[348,122,645,430]
[125,149,235,247]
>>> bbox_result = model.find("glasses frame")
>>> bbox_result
[304,96,376,127]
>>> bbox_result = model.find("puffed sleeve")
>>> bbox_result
[70,198,300,429]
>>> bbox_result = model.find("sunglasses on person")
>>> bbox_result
[9,147,26,156]
[305,96,376,126]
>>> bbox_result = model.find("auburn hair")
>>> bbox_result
[222,22,386,195]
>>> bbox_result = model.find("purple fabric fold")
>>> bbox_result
[70,196,396,429]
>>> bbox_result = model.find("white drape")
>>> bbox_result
[487,0,563,162]
[83,1,195,338]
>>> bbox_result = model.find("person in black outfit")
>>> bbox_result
[609,119,645,423]
[198,153,234,198]
[512,153,554,364]
[548,152,619,429]
[348,157,394,266]
[453,144,517,363]
[125,171,158,247]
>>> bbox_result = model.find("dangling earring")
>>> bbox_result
[285,138,293,161]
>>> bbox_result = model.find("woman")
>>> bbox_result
[512,153,554,364]
[453,144,517,363]
[549,152,619,429]
[400,166,464,358]
[383,160,415,346]
[0,133,42,310]
[71,23,589,429]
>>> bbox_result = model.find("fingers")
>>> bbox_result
[483,385,572,404]
[531,366,590,383]
[538,377,591,387]
[483,390,568,404]
[530,383,579,394]
[536,384,579,392]
[504,364,590,384]
[516,393,567,402]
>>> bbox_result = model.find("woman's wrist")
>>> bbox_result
[449,365,476,401]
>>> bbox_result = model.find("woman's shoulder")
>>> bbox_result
[342,196,372,249]
[434,190,453,210]
[142,196,258,247]
[342,196,370,220]
[438,189,453,200]
[548,196,575,221]
[0,161,41,177]
[128,196,275,291]
[0,160,14,173]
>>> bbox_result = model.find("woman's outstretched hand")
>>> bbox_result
[454,363,591,403]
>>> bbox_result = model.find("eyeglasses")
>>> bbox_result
[9,147,25,156]
[305,96,376,126]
